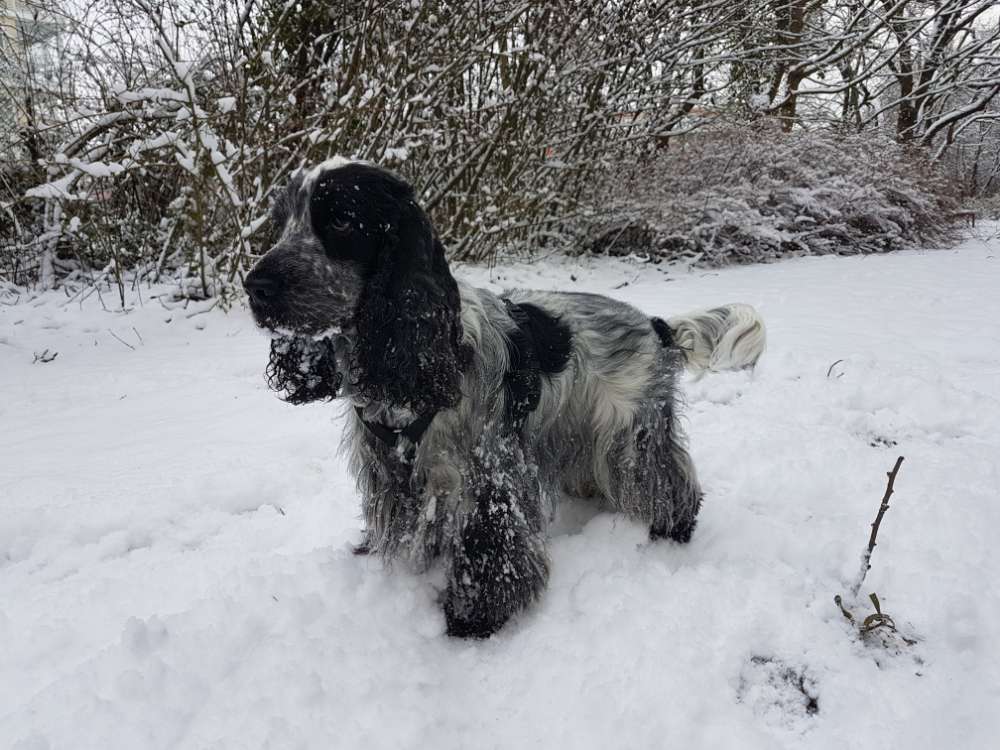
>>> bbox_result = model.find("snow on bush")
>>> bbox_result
[9,1,739,291]
[583,126,960,265]
[5,2,989,292]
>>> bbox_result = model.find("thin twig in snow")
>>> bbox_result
[108,329,136,351]
[850,455,905,599]
[185,300,219,318]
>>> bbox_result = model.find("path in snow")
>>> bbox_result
[2,230,999,749]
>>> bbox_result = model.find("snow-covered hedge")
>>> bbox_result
[7,1,738,293]
[5,1,983,294]
[2,124,962,295]
[582,127,960,265]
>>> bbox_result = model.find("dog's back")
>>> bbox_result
[491,289,764,513]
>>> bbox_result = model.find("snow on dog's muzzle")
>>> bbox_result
[265,335,343,404]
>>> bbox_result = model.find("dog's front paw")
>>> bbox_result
[443,599,507,639]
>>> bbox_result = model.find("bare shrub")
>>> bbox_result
[583,126,960,266]
[2,0,995,290]
[5,0,740,290]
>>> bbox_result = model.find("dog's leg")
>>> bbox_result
[444,445,549,638]
[444,489,549,638]
[627,400,703,543]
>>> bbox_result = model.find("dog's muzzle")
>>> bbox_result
[244,266,287,328]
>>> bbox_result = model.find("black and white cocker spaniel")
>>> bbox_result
[245,159,765,638]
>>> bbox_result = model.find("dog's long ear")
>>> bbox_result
[353,194,469,413]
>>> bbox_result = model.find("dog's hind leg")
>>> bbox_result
[619,398,703,544]
[443,442,550,638]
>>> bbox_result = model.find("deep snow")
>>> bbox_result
[2,230,999,749]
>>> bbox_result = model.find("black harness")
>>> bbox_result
[354,406,438,450]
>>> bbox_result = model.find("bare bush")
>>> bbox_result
[585,125,960,266]
[1,0,996,291]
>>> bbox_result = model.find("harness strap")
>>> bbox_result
[355,406,437,449]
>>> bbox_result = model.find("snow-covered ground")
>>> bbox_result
[3,230,999,750]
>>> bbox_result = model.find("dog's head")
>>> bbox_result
[246,160,468,411]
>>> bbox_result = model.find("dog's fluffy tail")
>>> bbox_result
[666,303,766,375]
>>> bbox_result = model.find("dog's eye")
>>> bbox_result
[330,219,352,234]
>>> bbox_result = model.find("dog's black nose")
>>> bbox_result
[244,271,276,305]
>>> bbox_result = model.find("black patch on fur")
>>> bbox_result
[500,301,572,426]
[310,167,387,269]
[512,303,572,375]
[501,300,542,425]
[265,336,341,404]
[650,316,675,348]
